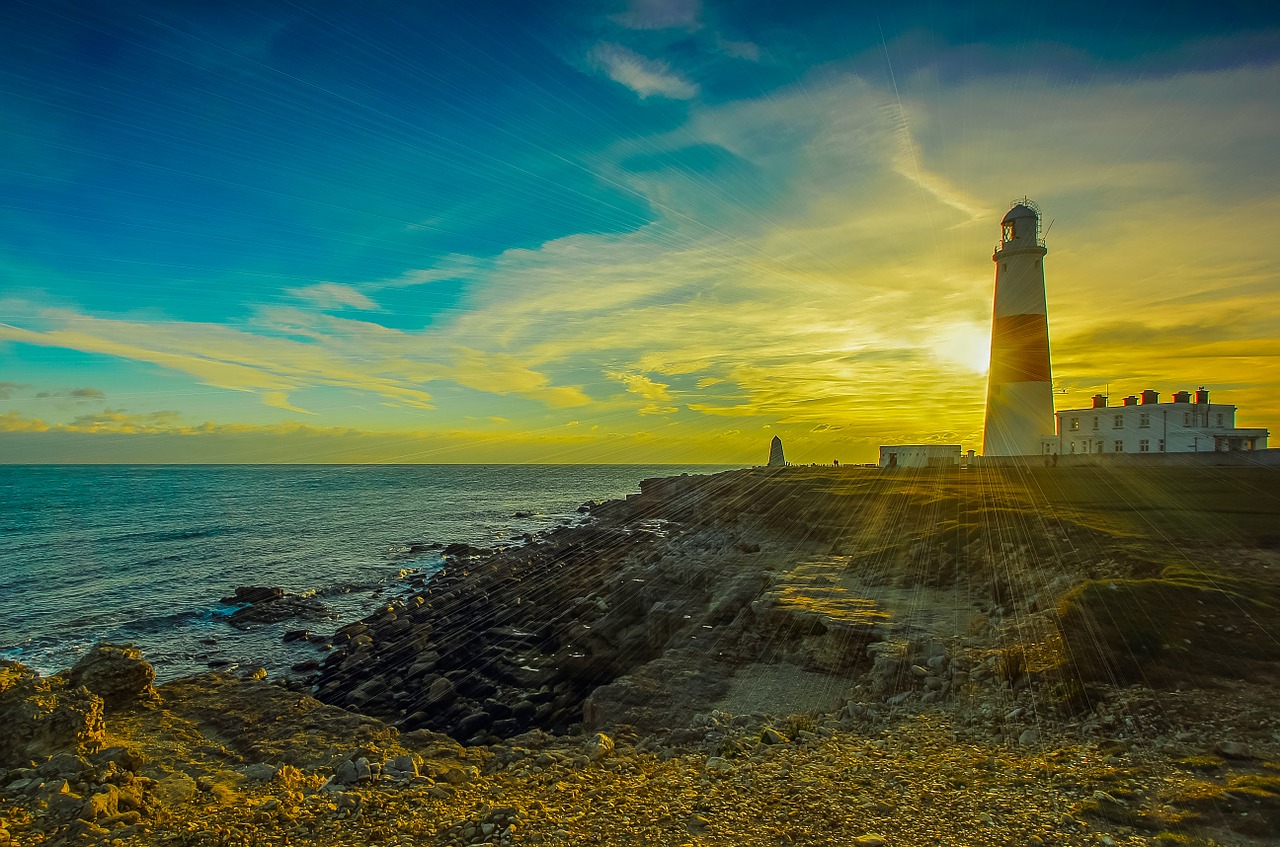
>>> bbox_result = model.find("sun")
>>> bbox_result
[931,322,991,375]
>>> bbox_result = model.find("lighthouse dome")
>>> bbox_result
[1002,203,1039,223]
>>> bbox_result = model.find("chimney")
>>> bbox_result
[1123,395,1139,406]
[1091,394,1108,409]
[1195,387,1210,404]
[1172,391,1191,404]
[1141,389,1159,405]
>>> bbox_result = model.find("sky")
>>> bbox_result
[2,0,1279,463]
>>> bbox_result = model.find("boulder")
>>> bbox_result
[220,586,285,605]
[64,644,159,712]
[0,660,105,766]
[228,594,329,626]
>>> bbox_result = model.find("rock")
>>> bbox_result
[282,630,311,642]
[229,593,330,626]
[1215,741,1254,760]
[152,772,197,806]
[585,732,614,761]
[1018,729,1040,747]
[853,837,887,846]
[91,745,145,774]
[761,727,790,745]
[331,756,377,786]
[423,676,457,709]
[442,543,491,559]
[240,762,278,781]
[705,757,733,774]
[221,586,285,605]
[383,755,419,781]
[37,751,92,780]
[0,660,105,766]
[64,644,159,712]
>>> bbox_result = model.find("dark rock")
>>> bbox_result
[220,586,285,605]
[442,543,492,559]
[455,710,492,739]
[229,594,330,626]
[64,644,159,712]
[282,630,310,643]
[90,744,145,774]
[291,660,320,673]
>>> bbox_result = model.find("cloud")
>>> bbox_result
[69,387,106,399]
[613,0,700,30]
[286,283,379,311]
[716,37,761,62]
[262,391,313,415]
[0,410,49,432]
[608,370,674,403]
[590,43,699,100]
[0,382,29,400]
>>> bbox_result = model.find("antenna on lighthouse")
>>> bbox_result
[1043,219,1055,238]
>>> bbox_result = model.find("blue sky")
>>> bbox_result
[3,0,1279,462]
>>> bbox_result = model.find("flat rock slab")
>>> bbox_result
[713,664,856,717]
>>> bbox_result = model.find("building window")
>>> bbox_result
[1159,439,1165,451]
[1139,413,1150,428]
[1114,441,1124,452]
[1093,417,1100,430]
[1096,442,1103,453]
[1070,442,1077,453]
[1113,415,1124,429]
[1184,413,1192,426]
[1070,417,1079,431]
[1139,439,1149,452]
[1044,444,1053,454]
[1217,414,1224,427]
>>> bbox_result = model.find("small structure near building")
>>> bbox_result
[1051,387,1269,456]
[767,435,787,467]
[879,444,962,469]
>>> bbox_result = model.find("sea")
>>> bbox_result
[0,465,735,682]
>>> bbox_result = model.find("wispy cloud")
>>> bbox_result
[286,283,380,311]
[590,43,699,100]
[0,382,29,400]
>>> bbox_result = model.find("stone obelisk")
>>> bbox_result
[767,436,786,467]
[982,200,1055,457]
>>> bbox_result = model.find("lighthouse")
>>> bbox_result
[982,200,1055,457]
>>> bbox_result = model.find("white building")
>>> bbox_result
[1049,388,1269,456]
[879,444,962,468]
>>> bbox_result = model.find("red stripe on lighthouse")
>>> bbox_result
[990,314,1051,383]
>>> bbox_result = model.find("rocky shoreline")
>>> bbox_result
[4,465,1280,846]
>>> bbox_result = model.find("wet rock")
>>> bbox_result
[221,586,286,605]
[229,593,330,626]
[64,644,159,712]
[442,543,492,559]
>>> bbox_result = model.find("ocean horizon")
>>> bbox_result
[1,464,740,681]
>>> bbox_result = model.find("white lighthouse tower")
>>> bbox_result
[982,199,1055,457]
